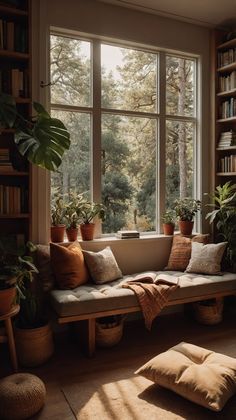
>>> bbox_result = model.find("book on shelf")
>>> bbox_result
[218,155,236,173]
[0,68,29,97]
[116,230,140,239]
[0,19,28,53]
[0,184,28,214]
[218,48,236,68]
[219,71,236,92]
[218,131,236,147]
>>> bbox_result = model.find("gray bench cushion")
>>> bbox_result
[50,271,236,318]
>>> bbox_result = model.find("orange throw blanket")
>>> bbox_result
[122,274,179,330]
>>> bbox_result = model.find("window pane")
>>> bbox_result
[101,44,157,112]
[166,120,194,208]
[51,110,91,199]
[166,56,195,117]
[101,114,157,233]
[50,35,91,106]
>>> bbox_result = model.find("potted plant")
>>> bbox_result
[0,238,37,315]
[0,93,70,171]
[174,197,201,235]
[161,210,175,235]
[51,194,67,243]
[206,181,236,272]
[77,200,106,241]
[64,192,84,242]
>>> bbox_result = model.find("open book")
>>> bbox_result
[130,272,179,286]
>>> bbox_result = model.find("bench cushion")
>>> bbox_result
[50,271,236,318]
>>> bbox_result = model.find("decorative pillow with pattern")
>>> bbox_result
[83,246,123,284]
[165,234,209,272]
[186,241,227,275]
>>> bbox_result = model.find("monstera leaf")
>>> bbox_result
[0,94,70,171]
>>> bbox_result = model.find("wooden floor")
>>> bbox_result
[1,302,236,419]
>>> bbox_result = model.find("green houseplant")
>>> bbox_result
[174,197,201,235]
[161,210,175,235]
[64,192,84,241]
[51,194,67,242]
[206,181,236,272]
[0,93,70,171]
[0,238,38,315]
[77,200,106,241]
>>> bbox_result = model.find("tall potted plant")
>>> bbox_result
[206,181,236,272]
[64,192,84,242]
[174,197,201,236]
[77,200,106,241]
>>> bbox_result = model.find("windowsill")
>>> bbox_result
[79,232,199,243]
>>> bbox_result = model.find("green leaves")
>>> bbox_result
[0,94,71,171]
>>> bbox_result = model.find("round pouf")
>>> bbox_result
[0,373,46,420]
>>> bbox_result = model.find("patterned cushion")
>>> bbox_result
[165,234,209,271]
[83,246,123,284]
[135,342,236,411]
[186,242,227,275]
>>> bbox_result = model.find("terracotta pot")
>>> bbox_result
[80,223,95,241]
[0,287,16,315]
[163,223,175,235]
[66,227,79,242]
[178,220,194,236]
[15,322,54,367]
[50,225,66,243]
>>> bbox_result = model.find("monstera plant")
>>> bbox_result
[0,93,70,171]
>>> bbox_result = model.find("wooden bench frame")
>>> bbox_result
[57,289,236,357]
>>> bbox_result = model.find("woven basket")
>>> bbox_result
[96,319,124,347]
[193,298,224,325]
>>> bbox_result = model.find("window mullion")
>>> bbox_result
[158,51,166,233]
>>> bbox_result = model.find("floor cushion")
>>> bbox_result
[135,342,236,411]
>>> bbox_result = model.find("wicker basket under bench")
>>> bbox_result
[50,271,236,357]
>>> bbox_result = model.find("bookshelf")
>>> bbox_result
[213,31,236,184]
[0,0,31,241]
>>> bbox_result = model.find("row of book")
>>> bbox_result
[219,98,236,119]
[218,155,236,173]
[0,68,29,98]
[218,48,236,68]
[0,19,28,53]
[218,71,236,92]
[0,148,14,173]
[0,184,28,214]
[218,131,236,148]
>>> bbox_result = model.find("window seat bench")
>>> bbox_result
[49,270,236,356]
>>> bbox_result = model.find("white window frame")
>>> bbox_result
[47,28,200,238]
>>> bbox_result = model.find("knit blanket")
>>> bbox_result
[122,273,179,330]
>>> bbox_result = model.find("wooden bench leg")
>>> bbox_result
[88,318,96,358]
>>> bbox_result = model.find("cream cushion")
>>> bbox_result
[83,246,123,284]
[135,342,236,411]
[186,242,227,275]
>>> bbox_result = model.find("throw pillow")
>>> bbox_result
[165,234,209,271]
[83,246,122,284]
[135,342,236,411]
[50,241,89,289]
[186,241,227,275]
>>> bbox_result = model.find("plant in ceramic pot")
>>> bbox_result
[77,200,106,241]
[64,192,84,242]
[206,181,236,272]
[0,239,38,316]
[161,210,175,235]
[51,194,67,243]
[174,197,201,236]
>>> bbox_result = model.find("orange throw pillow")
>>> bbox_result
[165,234,209,272]
[50,242,89,289]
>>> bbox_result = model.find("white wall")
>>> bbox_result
[31,0,212,244]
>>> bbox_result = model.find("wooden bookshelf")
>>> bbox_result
[213,30,236,185]
[0,0,31,241]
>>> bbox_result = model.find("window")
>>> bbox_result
[50,32,198,235]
